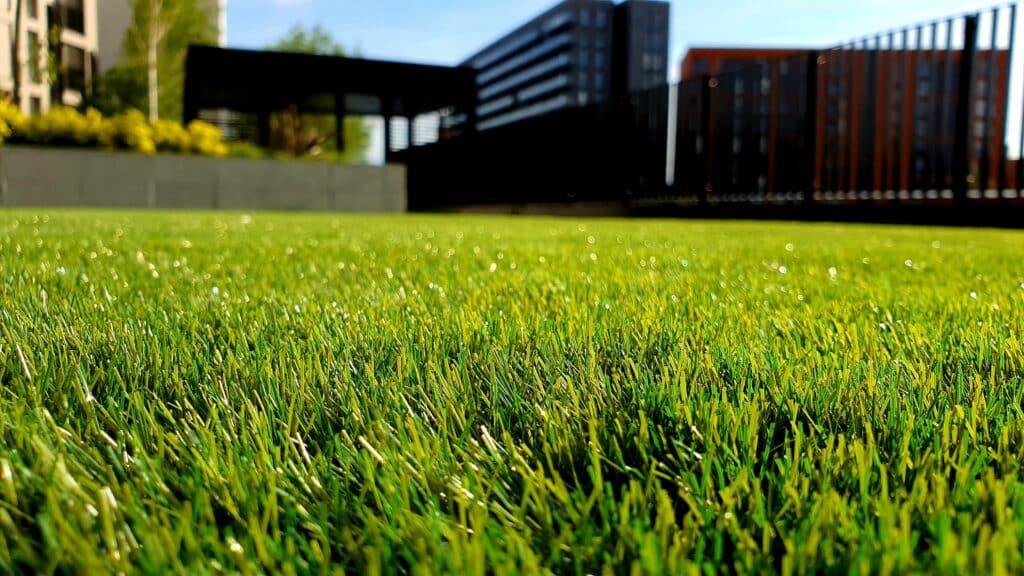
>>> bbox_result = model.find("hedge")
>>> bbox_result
[0,101,229,157]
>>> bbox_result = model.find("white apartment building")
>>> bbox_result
[0,0,98,114]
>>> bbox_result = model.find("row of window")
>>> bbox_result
[477,33,572,86]
[576,7,609,29]
[476,74,571,119]
[479,53,570,101]
[477,93,570,131]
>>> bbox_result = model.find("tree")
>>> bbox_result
[122,0,216,121]
[268,24,346,57]
[267,24,369,163]
[86,63,148,116]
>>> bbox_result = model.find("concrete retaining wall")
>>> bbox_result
[0,147,406,212]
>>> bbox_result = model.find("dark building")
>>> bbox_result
[679,47,1011,196]
[461,0,669,132]
[613,0,670,95]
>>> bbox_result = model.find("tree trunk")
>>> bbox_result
[147,35,158,121]
[147,0,161,122]
[10,0,22,109]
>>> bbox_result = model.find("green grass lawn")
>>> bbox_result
[2,211,1024,574]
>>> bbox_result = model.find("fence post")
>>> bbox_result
[803,51,820,205]
[998,4,1016,199]
[699,74,712,206]
[953,15,979,204]
[979,9,999,198]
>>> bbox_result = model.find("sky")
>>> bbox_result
[228,0,1011,73]
[226,0,1024,158]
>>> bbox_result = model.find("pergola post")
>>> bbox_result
[383,114,392,164]
[257,110,271,147]
[335,93,346,153]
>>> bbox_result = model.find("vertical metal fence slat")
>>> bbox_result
[980,9,999,197]
[908,26,922,195]
[942,19,956,194]
[804,51,820,205]
[884,31,895,195]
[895,29,905,196]
[929,21,941,194]
[953,15,980,204]
[999,4,1016,198]
[700,74,712,205]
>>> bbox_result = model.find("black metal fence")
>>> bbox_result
[403,4,1023,211]
[670,4,1021,206]
[397,85,671,210]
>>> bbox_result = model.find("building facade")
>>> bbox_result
[679,47,1010,196]
[0,0,98,114]
[612,0,668,95]
[461,0,669,132]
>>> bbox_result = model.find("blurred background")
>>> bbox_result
[2,0,1022,217]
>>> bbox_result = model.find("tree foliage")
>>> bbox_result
[119,0,217,121]
[86,63,148,117]
[268,24,346,57]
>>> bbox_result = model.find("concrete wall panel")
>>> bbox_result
[0,147,406,213]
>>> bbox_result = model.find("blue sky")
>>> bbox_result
[228,0,1009,74]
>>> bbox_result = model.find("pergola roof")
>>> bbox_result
[184,46,477,118]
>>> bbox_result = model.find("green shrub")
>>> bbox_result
[187,120,228,157]
[0,105,232,158]
[23,107,113,147]
[0,101,26,143]
[83,109,116,147]
[151,119,191,153]
[228,141,267,159]
[110,110,156,155]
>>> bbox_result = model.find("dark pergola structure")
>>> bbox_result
[183,46,477,161]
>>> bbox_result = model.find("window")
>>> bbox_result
[595,10,607,28]
[61,0,87,34]
[580,7,591,27]
[27,31,40,83]
[64,45,87,92]
[29,97,41,116]
[26,0,38,19]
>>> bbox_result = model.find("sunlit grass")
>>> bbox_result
[2,210,1023,574]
